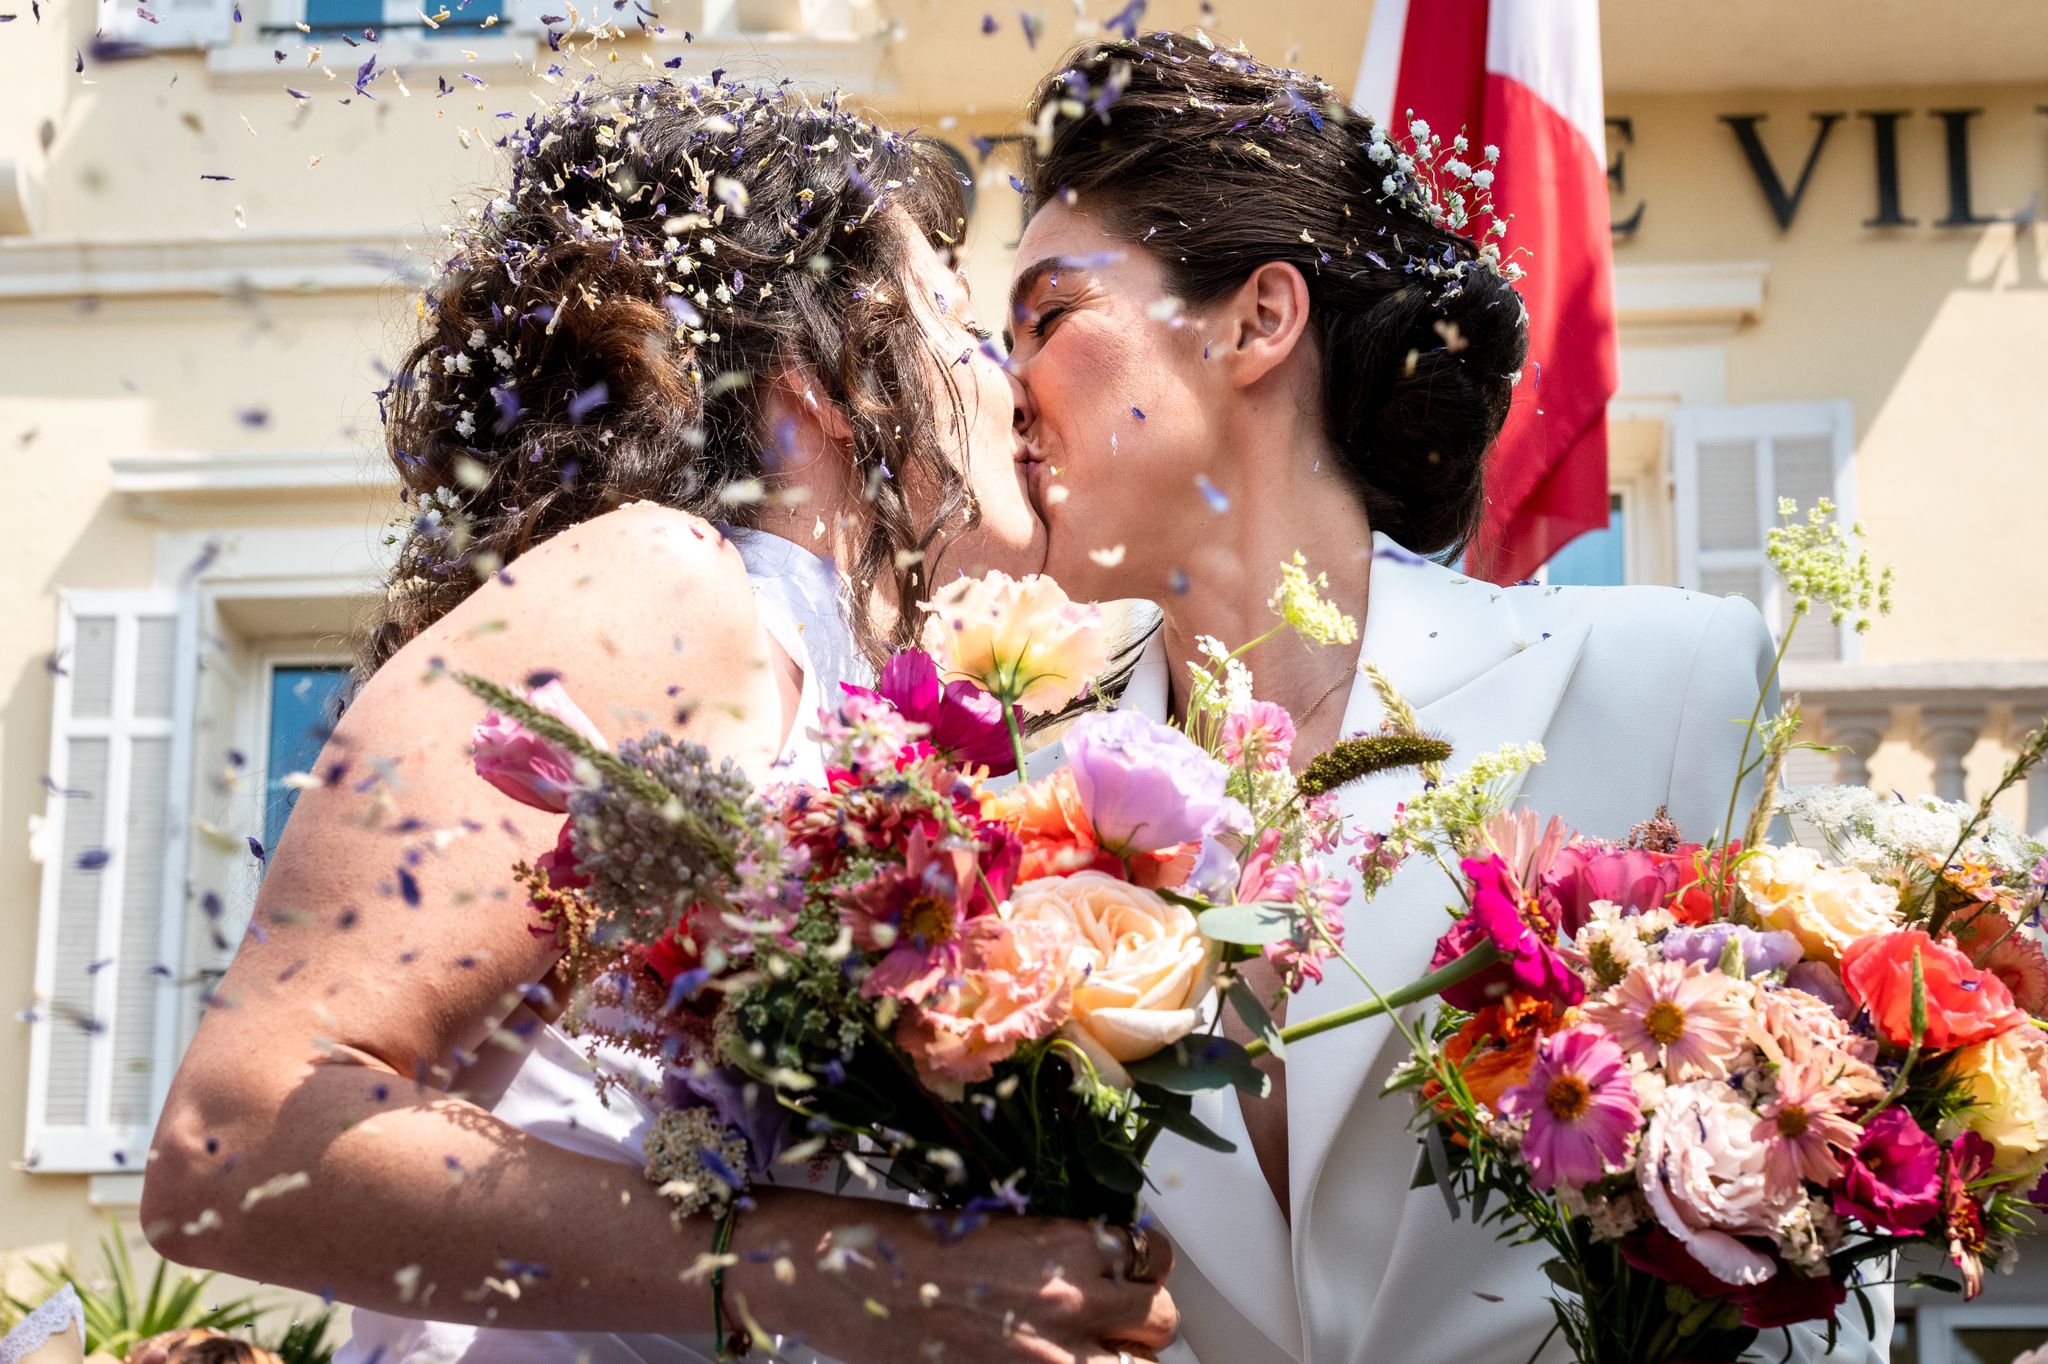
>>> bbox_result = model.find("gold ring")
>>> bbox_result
[1124,1225,1155,1281]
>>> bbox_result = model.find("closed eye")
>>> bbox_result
[1027,303,1069,341]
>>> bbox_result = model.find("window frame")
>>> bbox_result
[250,649,354,872]
[1670,398,1861,663]
[1909,1302,2048,1364]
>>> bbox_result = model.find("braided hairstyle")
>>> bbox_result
[359,77,976,678]
[1022,32,1530,562]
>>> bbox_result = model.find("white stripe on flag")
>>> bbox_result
[1351,0,1410,123]
[1484,0,1607,161]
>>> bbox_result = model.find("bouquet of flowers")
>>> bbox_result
[457,556,1454,1249]
[1364,502,2048,1362]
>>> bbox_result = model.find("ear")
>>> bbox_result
[1217,260,1314,389]
[759,365,853,471]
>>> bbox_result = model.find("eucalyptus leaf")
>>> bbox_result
[1907,1273,1962,1294]
[1143,1098,1239,1154]
[1125,1035,1270,1097]
[1196,901,1297,946]
[1226,978,1286,1060]
[1081,1141,1146,1195]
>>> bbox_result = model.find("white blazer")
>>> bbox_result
[1117,535,1893,1364]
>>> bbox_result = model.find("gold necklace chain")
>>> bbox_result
[1296,663,1356,729]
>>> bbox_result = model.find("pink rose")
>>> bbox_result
[897,917,1075,1100]
[473,679,608,812]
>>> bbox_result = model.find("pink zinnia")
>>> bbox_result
[1584,959,1748,1081]
[1498,1024,1639,1190]
[1753,1057,1862,1195]
[1430,856,1586,1011]
[1220,701,1296,773]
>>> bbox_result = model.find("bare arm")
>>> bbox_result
[141,506,1173,1359]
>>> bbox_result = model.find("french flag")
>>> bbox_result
[1354,0,1618,584]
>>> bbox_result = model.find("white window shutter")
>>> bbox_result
[25,590,197,1175]
[1671,400,1857,663]
[96,0,235,49]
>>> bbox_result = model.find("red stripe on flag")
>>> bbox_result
[1465,70,1617,583]
[1389,0,1488,137]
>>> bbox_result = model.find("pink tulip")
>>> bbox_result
[473,679,608,812]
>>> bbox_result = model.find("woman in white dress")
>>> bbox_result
[140,80,1175,1364]
[1002,33,1889,1364]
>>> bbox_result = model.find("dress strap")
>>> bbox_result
[0,1285,85,1364]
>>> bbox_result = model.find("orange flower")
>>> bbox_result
[986,769,1124,882]
[1428,997,1567,1137]
[1842,929,2027,1051]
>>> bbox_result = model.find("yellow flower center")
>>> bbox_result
[1544,1074,1592,1122]
[1777,1104,1811,1140]
[1644,1001,1687,1045]
[904,894,957,945]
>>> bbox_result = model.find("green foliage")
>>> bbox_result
[0,1222,263,1358]
[1295,733,1455,799]
[264,1307,338,1364]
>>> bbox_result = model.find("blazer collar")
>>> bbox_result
[1120,537,1592,1358]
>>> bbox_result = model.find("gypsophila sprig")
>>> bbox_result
[1767,498,1894,632]
[1270,552,1360,647]
[1367,114,1522,289]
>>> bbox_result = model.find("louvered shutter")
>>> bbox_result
[1672,401,1857,663]
[25,591,197,1174]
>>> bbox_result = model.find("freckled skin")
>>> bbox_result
[1005,200,1224,602]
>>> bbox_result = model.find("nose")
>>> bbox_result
[1007,366,1035,441]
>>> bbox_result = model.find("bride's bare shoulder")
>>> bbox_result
[365,502,776,749]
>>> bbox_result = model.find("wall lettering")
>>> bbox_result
[1858,110,1915,227]
[1720,112,1844,230]
[1606,115,1645,239]
[1933,108,2002,226]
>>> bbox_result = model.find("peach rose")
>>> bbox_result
[920,571,1109,715]
[1952,1026,2048,1179]
[896,917,1076,1101]
[1739,845,1901,965]
[1006,871,1214,1086]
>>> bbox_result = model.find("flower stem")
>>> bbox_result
[1243,939,1502,1057]
[1002,697,1030,781]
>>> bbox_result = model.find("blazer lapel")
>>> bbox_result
[1284,544,1592,1295]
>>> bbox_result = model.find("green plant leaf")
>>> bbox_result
[1080,1140,1146,1195]
[1134,1089,1238,1154]
[1196,902,1296,946]
[1225,978,1286,1060]
[1125,1035,1269,1097]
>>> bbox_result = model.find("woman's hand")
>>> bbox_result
[734,1194,1178,1363]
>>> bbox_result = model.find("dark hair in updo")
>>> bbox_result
[358,78,974,678]
[1022,33,1529,561]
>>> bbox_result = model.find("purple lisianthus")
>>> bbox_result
[1541,844,1678,938]
[664,1064,791,1177]
[1833,1106,1942,1234]
[844,649,1014,776]
[1785,960,1857,1020]
[1660,923,1803,977]
[1185,836,1241,903]
[1065,709,1247,854]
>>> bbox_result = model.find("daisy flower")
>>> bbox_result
[1585,959,1748,1081]
[1753,1057,1863,1195]
[1498,1024,1640,1190]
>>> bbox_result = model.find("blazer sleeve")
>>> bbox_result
[1663,595,1896,1362]
[1662,593,1779,846]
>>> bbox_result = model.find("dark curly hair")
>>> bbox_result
[359,77,978,678]
[1022,33,1530,561]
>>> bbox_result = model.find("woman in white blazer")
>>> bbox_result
[1002,32,1891,1364]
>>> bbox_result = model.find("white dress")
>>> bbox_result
[338,529,869,1364]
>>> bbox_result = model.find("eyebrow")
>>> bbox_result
[1003,256,1075,352]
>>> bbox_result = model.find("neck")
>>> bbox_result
[1159,426,1373,741]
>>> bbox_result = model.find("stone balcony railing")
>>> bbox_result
[1781,659,2048,839]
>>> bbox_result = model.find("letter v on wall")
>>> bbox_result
[1720,111,1845,230]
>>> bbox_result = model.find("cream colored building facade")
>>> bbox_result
[1,0,2045,1358]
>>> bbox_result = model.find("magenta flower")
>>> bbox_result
[1541,844,1677,938]
[1498,1024,1639,1190]
[1065,709,1247,855]
[1430,856,1586,1010]
[1834,1106,1943,1234]
[843,650,1014,776]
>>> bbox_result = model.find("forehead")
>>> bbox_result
[1010,199,1130,285]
